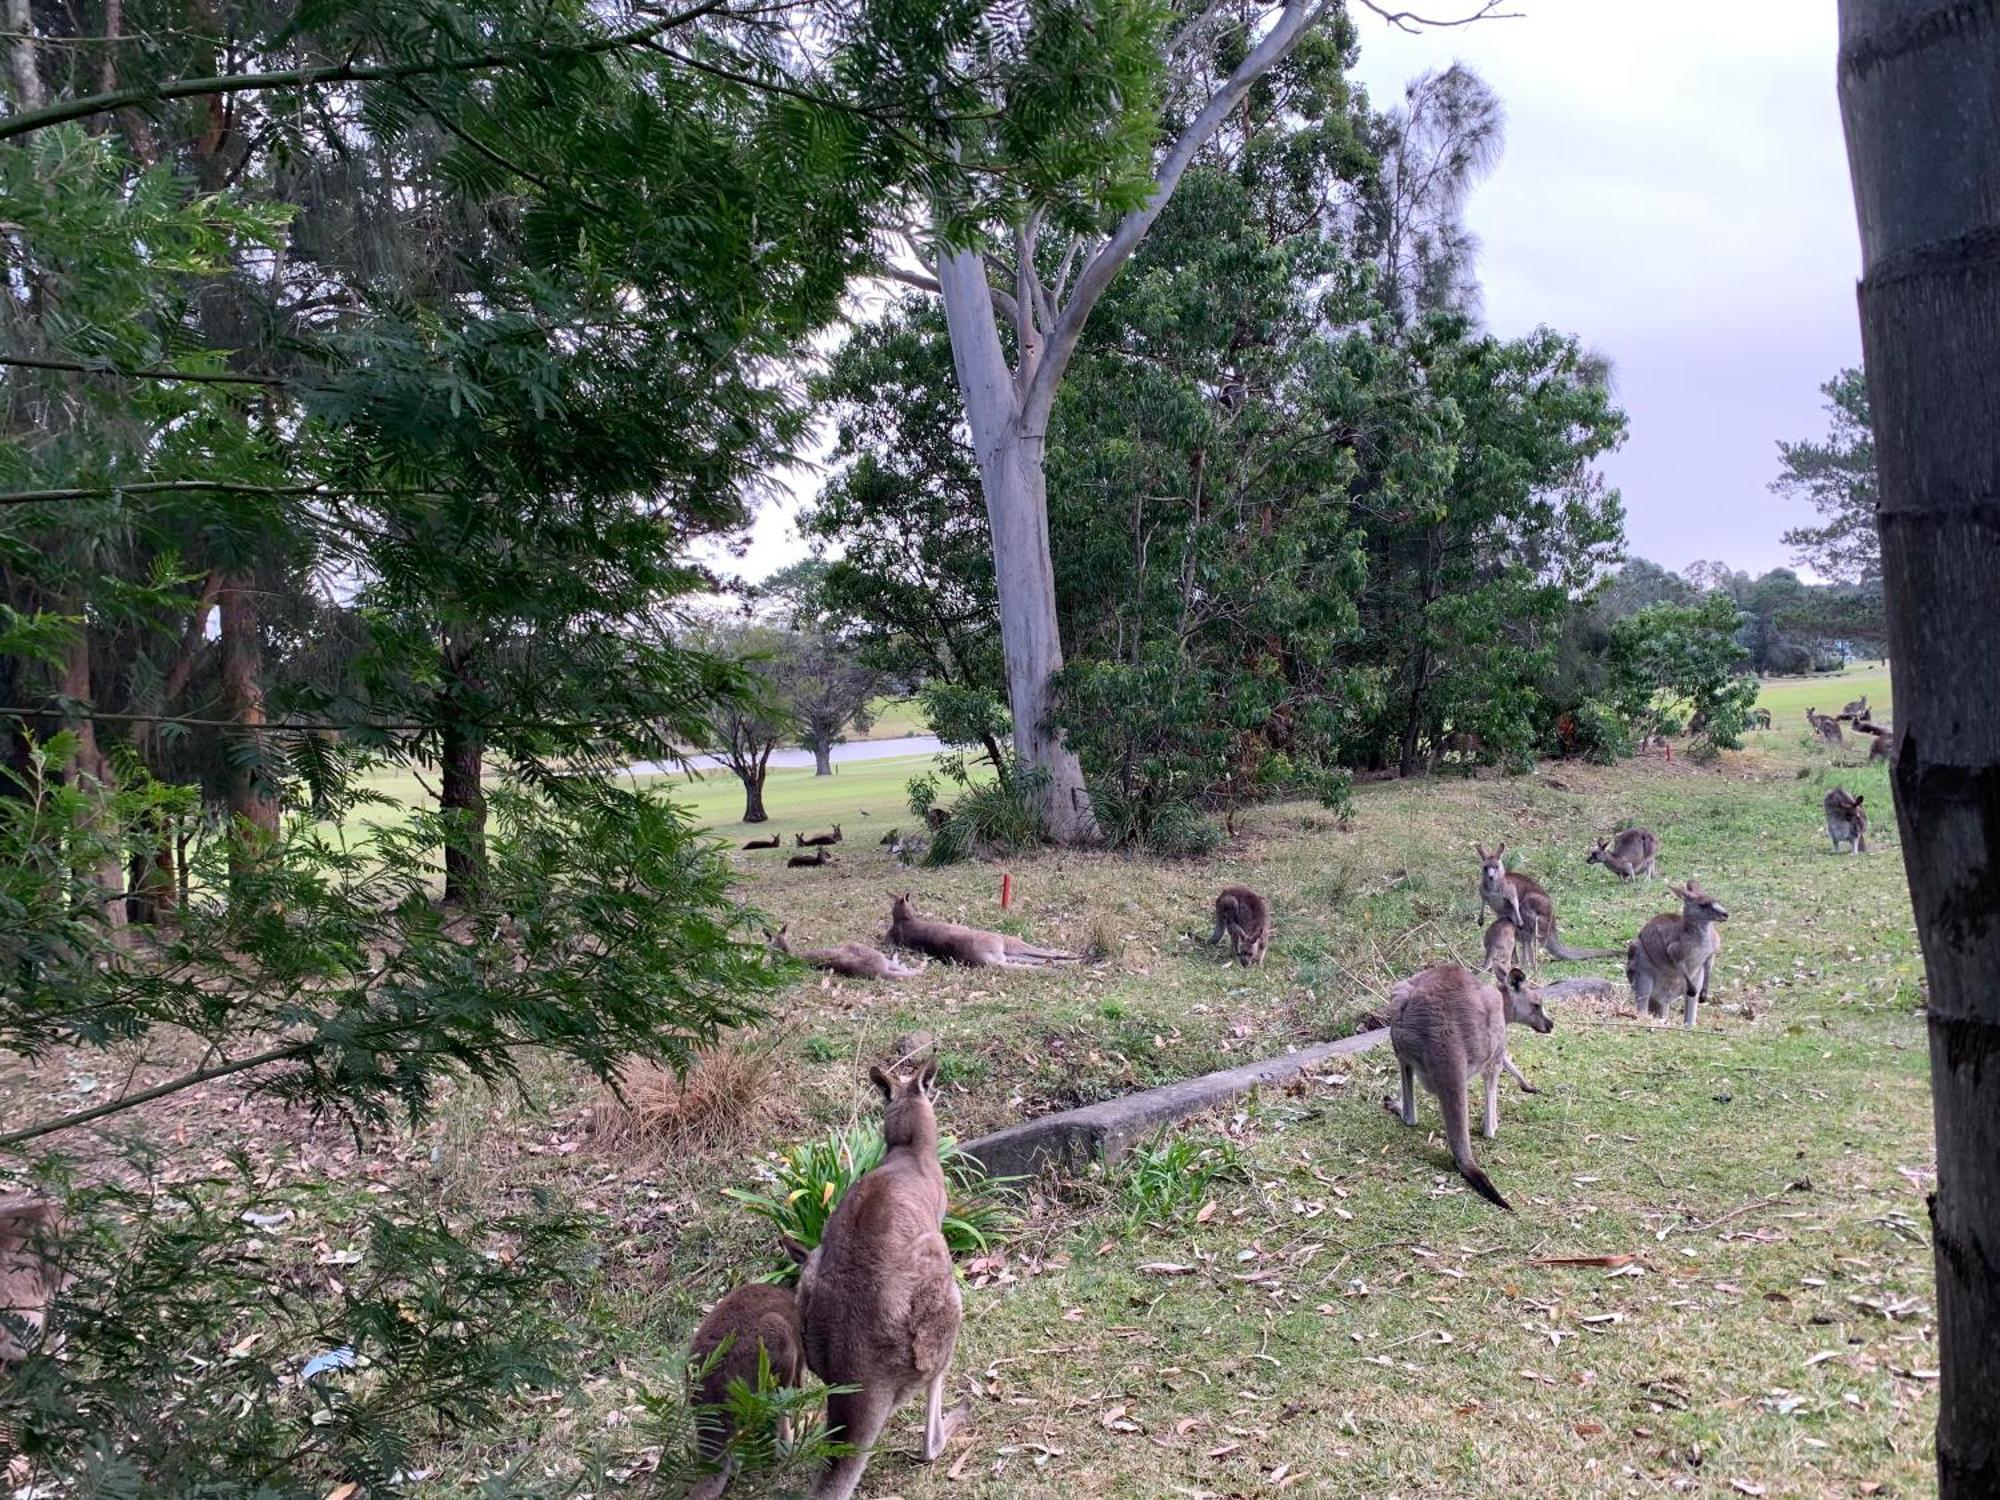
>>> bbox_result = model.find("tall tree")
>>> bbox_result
[1836,3,2000,1494]
[1773,366,1880,583]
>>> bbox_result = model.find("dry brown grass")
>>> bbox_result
[590,1041,801,1155]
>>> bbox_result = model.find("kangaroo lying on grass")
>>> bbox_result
[685,1282,805,1500]
[787,846,835,869]
[741,833,781,850]
[0,1195,61,1364]
[795,826,843,848]
[1585,828,1658,880]
[767,925,921,980]
[1476,844,1619,971]
[796,1062,968,1500]
[1200,886,1270,966]
[1824,787,1869,854]
[1384,965,1552,1211]
[1626,879,1729,1027]
[886,893,1077,967]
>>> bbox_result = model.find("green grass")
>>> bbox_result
[635,752,956,844]
[1751,660,1891,726]
[104,691,1932,1495]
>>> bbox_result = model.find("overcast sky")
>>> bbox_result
[724,1,1862,583]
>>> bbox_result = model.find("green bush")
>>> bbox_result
[725,1122,1014,1280]
[1118,1129,1245,1227]
[920,769,1048,866]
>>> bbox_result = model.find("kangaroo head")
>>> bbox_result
[1585,837,1609,864]
[870,1059,940,1149]
[1669,880,1729,923]
[765,925,792,954]
[1476,843,1507,890]
[1240,931,1268,966]
[888,890,918,925]
[1500,967,1554,1034]
[793,832,806,846]
[832,824,842,838]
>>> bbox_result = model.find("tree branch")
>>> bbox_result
[0,0,732,141]
[880,263,1021,323]
[1354,0,1518,32]
[1025,0,1329,431]
[0,480,433,508]
[0,352,298,387]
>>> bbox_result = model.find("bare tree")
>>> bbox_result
[1368,62,1505,325]
[1836,3,2000,1493]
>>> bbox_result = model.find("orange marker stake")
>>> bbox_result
[1000,873,1013,909]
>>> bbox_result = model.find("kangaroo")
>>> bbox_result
[1807,708,1845,746]
[886,892,1077,967]
[1476,844,1618,970]
[768,925,921,980]
[1824,787,1869,854]
[796,1062,969,1500]
[796,825,843,849]
[1201,886,1270,966]
[787,846,835,869]
[1382,965,1553,1211]
[742,834,781,850]
[685,1282,805,1500]
[878,827,902,847]
[1625,879,1730,1027]
[0,1195,61,1364]
[1841,693,1870,718]
[1482,916,1518,975]
[1585,828,1659,881]
[1749,707,1772,730]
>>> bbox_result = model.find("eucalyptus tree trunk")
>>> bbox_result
[59,629,127,941]
[438,631,487,906]
[1836,3,2000,1492]
[924,0,1331,844]
[219,571,280,888]
[811,735,833,777]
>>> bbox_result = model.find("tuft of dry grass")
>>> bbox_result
[591,1042,801,1155]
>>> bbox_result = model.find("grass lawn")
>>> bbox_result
[390,712,1929,1497]
[1751,661,1892,727]
[96,688,1927,1496]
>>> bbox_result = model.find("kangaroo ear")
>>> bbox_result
[1474,843,1490,861]
[868,1065,896,1101]
[915,1058,940,1097]
[1494,842,1506,858]
[1667,881,1688,898]
[780,1233,812,1266]
[1507,966,1527,990]
[1854,794,1864,805]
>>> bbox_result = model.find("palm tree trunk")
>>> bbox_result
[1837,4,2000,1492]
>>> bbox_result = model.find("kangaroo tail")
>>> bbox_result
[1543,925,1621,962]
[1436,1078,1511,1211]
[1003,939,1081,960]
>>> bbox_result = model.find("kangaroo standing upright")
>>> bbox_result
[796,1062,968,1500]
[1383,965,1553,1211]
[1585,828,1659,880]
[1625,879,1730,1027]
[1824,787,1869,853]
[685,1282,805,1500]
[1201,886,1271,966]
[1476,844,1618,970]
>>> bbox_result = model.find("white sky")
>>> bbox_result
[719,0,1861,584]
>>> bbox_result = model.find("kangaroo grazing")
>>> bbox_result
[1749,707,1772,730]
[796,1062,969,1500]
[787,846,835,869]
[1625,879,1730,1027]
[768,925,920,980]
[685,1282,805,1500]
[795,825,843,848]
[1824,787,1869,854]
[742,834,781,850]
[1585,828,1659,881]
[1201,886,1271,966]
[886,892,1077,967]
[0,1195,61,1364]
[1807,708,1845,745]
[1383,965,1553,1211]
[1475,844,1618,969]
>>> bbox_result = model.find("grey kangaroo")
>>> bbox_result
[886,893,1077,967]
[686,1282,805,1500]
[795,825,844,848]
[1383,965,1553,1211]
[796,1062,968,1500]
[0,1195,61,1364]
[1476,844,1619,970]
[787,846,835,869]
[767,925,921,980]
[1201,886,1271,966]
[1807,708,1845,746]
[1625,879,1730,1027]
[1585,828,1659,881]
[1841,693,1870,719]
[1824,787,1869,854]
[742,833,781,850]
[1749,708,1772,730]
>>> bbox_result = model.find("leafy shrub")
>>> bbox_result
[725,1122,1014,1280]
[1118,1129,1245,1227]
[658,1345,847,1493]
[1553,698,1631,764]
[921,769,1048,865]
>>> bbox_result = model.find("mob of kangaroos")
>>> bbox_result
[1384,964,1553,1211]
[1201,885,1271,966]
[795,1061,969,1500]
